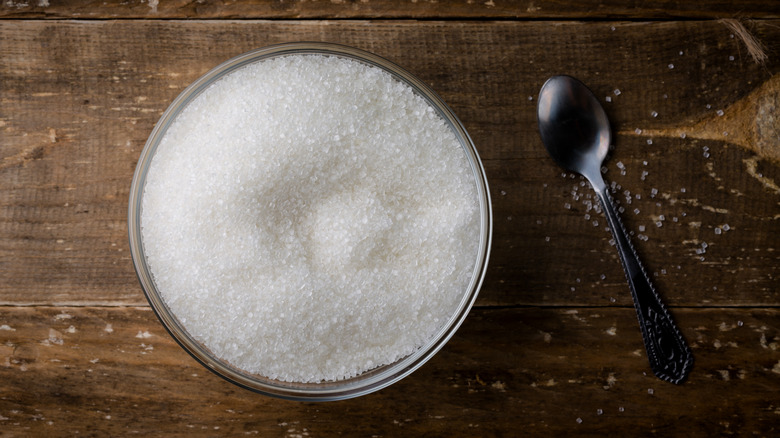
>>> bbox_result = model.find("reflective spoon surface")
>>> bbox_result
[537,75,693,384]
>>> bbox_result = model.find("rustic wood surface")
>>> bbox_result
[2,20,779,307]
[0,0,778,19]
[1,2,779,437]
[1,307,778,436]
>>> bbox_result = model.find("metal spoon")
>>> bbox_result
[537,75,693,384]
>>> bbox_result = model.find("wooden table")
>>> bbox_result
[1,1,778,436]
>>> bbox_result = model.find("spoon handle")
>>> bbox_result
[595,187,693,384]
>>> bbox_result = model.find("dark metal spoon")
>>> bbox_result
[537,75,693,384]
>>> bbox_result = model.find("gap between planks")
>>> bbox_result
[0,303,777,310]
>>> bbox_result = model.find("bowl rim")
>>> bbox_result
[127,41,492,401]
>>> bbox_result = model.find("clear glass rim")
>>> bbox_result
[127,42,493,401]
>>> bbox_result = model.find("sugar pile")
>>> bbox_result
[141,55,481,383]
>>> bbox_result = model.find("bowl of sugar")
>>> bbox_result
[128,42,492,400]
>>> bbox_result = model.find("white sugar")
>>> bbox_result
[141,55,480,383]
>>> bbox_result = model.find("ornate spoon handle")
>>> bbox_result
[595,186,693,384]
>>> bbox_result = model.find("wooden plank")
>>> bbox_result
[0,306,777,435]
[1,20,778,306]
[0,0,778,19]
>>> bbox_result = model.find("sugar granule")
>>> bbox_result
[141,55,481,383]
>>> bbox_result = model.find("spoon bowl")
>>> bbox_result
[537,75,693,384]
[537,75,611,183]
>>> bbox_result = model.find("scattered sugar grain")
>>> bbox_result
[141,55,481,383]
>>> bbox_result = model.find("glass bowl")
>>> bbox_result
[127,42,492,401]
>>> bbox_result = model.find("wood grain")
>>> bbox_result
[0,306,777,436]
[0,0,778,19]
[1,20,778,307]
